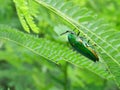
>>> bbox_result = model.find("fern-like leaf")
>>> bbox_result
[0,25,111,80]
[13,0,39,33]
[34,0,120,87]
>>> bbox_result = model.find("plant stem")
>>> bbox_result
[64,62,68,90]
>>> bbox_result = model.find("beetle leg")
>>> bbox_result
[88,44,96,47]
[87,40,97,47]
[87,44,97,47]
[73,28,76,31]
[87,40,90,44]
[77,31,80,36]
[72,28,81,36]
[85,43,89,47]
[93,44,97,46]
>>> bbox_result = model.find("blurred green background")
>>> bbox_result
[0,0,120,90]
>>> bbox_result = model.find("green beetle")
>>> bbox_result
[61,31,99,62]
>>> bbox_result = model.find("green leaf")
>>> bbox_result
[34,0,120,87]
[0,25,110,80]
[13,0,39,33]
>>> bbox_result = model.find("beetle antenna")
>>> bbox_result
[60,31,71,36]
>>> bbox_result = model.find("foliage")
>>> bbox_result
[0,0,120,90]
